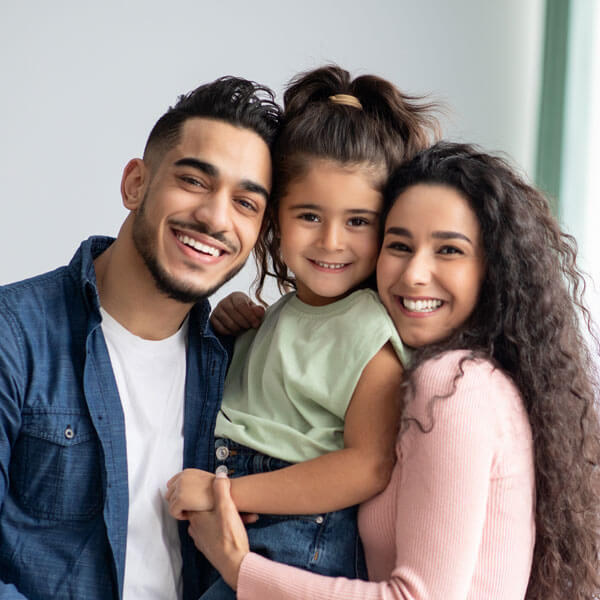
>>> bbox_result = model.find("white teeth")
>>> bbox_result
[177,234,221,257]
[314,260,347,270]
[402,298,443,312]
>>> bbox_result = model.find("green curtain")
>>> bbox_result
[535,0,570,216]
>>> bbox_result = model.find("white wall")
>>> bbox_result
[0,0,545,304]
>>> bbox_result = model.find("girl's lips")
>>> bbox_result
[308,258,351,273]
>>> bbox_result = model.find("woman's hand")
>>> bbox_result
[187,472,251,591]
[210,292,265,336]
[166,469,215,519]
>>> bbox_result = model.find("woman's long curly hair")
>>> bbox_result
[253,64,440,303]
[384,141,600,600]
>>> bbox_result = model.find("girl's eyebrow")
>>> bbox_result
[385,226,473,245]
[288,203,379,216]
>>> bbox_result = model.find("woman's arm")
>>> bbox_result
[190,353,532,599]
[167,342,403,517]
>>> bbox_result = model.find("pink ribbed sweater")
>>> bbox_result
[238,351,536,599]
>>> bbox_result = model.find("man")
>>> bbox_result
[0,77,281,599]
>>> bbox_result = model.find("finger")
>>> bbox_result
[166,473,180,488]
[240,513,259,524]
[211,310,240,336]
[228,296,259,330]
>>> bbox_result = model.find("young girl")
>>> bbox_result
[187,142,600,600]
[166,65,439,598]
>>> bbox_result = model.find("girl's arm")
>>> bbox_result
[167,342,403,517]
[188,352,534,599]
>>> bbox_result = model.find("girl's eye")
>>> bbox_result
[298,213,320,223]
[439,245,463,255]
[348,217,369,227]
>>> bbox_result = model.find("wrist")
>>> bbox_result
[224,549,249,590]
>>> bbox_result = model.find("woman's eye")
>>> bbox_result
[387,241,411,252]
[439,245,463,255]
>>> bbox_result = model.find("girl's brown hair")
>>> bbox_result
[253,65,440,302]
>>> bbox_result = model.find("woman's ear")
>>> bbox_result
[121,158,148,211]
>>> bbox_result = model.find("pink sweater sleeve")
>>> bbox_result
[237,352,534,600]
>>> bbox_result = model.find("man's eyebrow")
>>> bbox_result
[385,226,473,245]
[240,180,269,203]
[174,158,218,177]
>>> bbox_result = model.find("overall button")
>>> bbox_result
[215,446,229,461]
[215,465,229,476]
[64,426,74,440]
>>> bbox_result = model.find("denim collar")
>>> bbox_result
[69,235,216,338]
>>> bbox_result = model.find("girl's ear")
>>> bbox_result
[121,158,148,211]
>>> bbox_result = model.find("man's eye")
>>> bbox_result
[180,175,207,188]
[236,198,257,212]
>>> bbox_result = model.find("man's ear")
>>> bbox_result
[121,158,148,211]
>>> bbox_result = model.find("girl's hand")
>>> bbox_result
[165,469,215,519]
[187,473,250,591]
[210,292,265,336]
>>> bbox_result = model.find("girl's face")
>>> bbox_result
[377,183,486,348]
[278,160,383,306]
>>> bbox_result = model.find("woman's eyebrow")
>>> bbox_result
[385,226,411,237]
[432,231,473,244]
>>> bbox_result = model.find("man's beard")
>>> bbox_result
[132,200,246,304]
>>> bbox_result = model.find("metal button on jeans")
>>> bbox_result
[215,465,228,476]
[315,515,324,524]
[215,446,229,461]
[64,426,74,440]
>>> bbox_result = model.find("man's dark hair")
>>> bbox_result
[143,76,282,165]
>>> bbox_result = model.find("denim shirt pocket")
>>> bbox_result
[10,411,104,521]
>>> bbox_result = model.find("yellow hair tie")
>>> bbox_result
[328,94,363,110]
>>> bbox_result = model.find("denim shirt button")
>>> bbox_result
[215,465,228,476]
[315,515,324,524]
[64,426,74,440]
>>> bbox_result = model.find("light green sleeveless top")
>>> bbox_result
[214,289,408,463]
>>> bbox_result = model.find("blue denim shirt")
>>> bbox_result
[0,237,226,599]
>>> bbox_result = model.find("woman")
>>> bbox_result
[188,142,600,599]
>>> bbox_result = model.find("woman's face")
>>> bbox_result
[377,183,486,348]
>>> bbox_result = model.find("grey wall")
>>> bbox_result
[0,0,545,303]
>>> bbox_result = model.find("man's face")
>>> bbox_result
[129,117,272,303]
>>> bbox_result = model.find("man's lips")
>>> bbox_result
[171,225,238,259]
[175,231,223,257]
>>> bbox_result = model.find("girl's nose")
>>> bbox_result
[319,222,344,252]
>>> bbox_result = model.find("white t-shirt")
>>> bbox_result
[100,308,187,600]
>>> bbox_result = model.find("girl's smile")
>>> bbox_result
[278,160,383,307]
